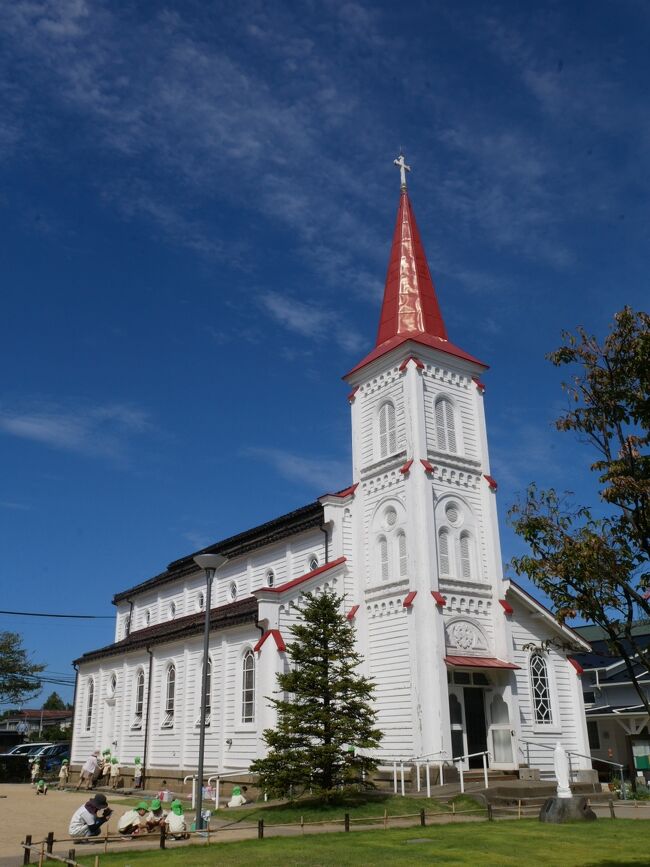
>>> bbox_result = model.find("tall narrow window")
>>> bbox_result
[162,664,176,728]
[398,532,407,577]
[435,397,457,453]
[459,532,472,580]
[196,658,212,727]
[438,528,451,576]
[378,401,397,458]
[132,670,144,730]
[379,536,389,581]
[530,653,553,725]
[241,651,255,723]
[85,679,94,731]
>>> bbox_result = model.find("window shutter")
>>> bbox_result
[439,529,450,575]
[460,532,472,579]
[446,400,457,453]
[435,399,447,451]
[379,403,396,458]
[379,537,389,581]
[436,398,457,453]
[398,533,407,577]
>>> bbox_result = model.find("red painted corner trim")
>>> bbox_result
[421,459,435,473]
[499,599,514,615]
[431,590,446,607]
[472,376,486,393]
[403,590,417,608]
[400,459,414,475]
[484,474,498,491]
[347,386,359,403]
[568,657,584,675]
[346,605,360,621]
[399,355,425,372]
[329,483,359,499]
[254,629,287,653]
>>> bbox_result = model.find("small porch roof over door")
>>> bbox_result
[445,655,520,670]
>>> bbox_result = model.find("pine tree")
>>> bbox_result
[251,590,382,799]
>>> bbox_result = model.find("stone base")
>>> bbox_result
[539,796,597,823]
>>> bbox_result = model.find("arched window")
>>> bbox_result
[459,531,472,580]
[309,554,319,572]
[132,669,145,729]
[530,653,553,725]
[241,651,255,723]
[398,532,407,577]
[435,397,457,453]
[378,401,397,458]
[162,664,176,728]
[85,679,94,731]
[378,536,389,581]
[438,528,451,576]
[196,658,212,727]
[266,569,275,587]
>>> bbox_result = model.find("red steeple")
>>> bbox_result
[346,158,486,378]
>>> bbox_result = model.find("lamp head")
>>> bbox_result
[193,553,228,574]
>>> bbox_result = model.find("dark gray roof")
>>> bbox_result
[112,500,324,604]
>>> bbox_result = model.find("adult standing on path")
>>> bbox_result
[69,793,113,839]
[76,751,100,790]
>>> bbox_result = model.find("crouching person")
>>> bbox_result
[69,793,113,839]
[165,800,189,840]
[145,798,167,832]
[117,802,149,836]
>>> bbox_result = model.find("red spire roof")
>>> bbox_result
[345,186,487,378]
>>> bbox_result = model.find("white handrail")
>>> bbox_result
[518,739,627,800]
[449,750,491,793]
[183,775,197,809]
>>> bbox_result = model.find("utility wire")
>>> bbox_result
[0,609,113,620]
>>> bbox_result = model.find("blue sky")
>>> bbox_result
[1,0,648,705]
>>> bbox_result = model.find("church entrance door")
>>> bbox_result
[463,688,487,768]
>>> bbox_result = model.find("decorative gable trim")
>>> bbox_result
[329,484,358,499]
[346,605,360,621]
[403,590,417,608]
[254,629,286,653]
[499,599,514,615]
[506,581,591,650]
[431,591,446,607]
[348,386,359,403]
[399,355,425,372]
[484,474,498,491]
[421,459,435,474]
[472,376,486,393]
[400,459,414,475]
[568,657,584,675]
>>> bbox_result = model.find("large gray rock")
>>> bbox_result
[539,796,597,823]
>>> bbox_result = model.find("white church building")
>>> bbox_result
[72,160,592,787]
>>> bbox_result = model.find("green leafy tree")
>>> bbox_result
[509,307,650,711]
[42,691,66,711]
[0,632,44,704]
[251,590,382,799]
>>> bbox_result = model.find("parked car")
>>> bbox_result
[33,742,70,772]
[0,742,52,758]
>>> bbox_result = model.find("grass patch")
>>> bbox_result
[75,818,648,866]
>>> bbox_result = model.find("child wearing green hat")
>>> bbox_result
[165,800,189,839]
[35,779,48,795]
[145,798,167,831]
[109,757,121,789]
[117,801,149,836]
[133,757,143,789]
[58,759,69,789]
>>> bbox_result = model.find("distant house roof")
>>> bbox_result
[572,623,650,680]
[112,501,324,604]
[4,709,72,721]
[585,704,649,719]
[75,597,258,665]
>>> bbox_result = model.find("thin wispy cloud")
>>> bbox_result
[0,401,152,462]
[245,446,349,493]
[260,292,364,353]
[0,500,30,510]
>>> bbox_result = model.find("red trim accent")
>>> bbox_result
[256,556,346,595]
[472,376,486,393]
[346,605,360,621]
[400,459,414,475]
[328,483,358,499]
[421,459,435,473]
[568,657,584,675]
[499,599,514,615]
[431,591,446,607]
[254,629,286,653]
[484,474,498,491]
[399,355,425,372]
[445,656,520,670]
[403,591,417,608]
[347,386,359,403]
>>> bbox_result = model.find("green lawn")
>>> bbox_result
[75,819,648,866]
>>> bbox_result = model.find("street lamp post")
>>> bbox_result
[192,552,228,831]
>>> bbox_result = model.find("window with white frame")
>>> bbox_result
[436,499,478,582]
[378,536,389,581]
[168,601,176,620]
[241,650,255,723]
[266,569,275,587]
[308,554,319,572]
[162,664,176,728]
[435,396,457,453]
[132,669,145,730]
[195,658,212,727]
[530,653,553,725]
[438,528,451,576]
[378,401,397,458]
[459,531,473,580]
[85,678,94,731]
[397,532,407,578]
[144,609,151,627]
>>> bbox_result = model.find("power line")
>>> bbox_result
[0,609,113,620]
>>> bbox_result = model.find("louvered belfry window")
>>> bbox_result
[398,532,407,577]
[379,536,389,581]
[438,528,451,576]
[459,532,472,579]
[530,653,553,725]
[435,397,457,453]
[378,401,397,458]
